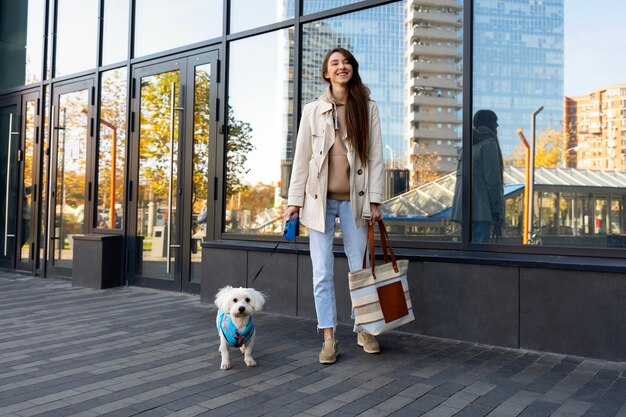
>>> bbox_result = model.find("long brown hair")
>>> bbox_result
[321,48,370,166]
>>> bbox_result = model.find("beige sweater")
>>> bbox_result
[327,103,350,200]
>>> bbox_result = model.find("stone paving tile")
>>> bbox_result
[2,271,626,417]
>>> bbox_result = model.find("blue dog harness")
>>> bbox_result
[217,310,255,348]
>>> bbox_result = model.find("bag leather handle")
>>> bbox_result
[361,220,399,279]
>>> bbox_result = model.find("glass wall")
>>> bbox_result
[134,0,222,57]
[225,28,294,234]
[102,0,130,65]
[55,0,98,77]
[1,0,626,257]
[230,0,293,33]
[472,0,626,248]
[223,1,464,240]
[303,0,365,15]
[0,0,44,90]
[97,68,127,229]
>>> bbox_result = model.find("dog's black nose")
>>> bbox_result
[238,306,245,313]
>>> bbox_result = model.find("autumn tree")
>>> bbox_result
[225,106,254,197]
[508,127,566,168]
[410,151,441,187]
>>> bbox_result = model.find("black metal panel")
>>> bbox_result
[419,262,519,348]
[247,251,298,317]
[200,247,247,304]
[520,268,626,361]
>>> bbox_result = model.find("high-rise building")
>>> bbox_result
[406,0,463,186]
[473,0,564,157]
[565,84,626,170]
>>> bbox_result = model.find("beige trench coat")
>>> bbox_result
[287,91,384,233]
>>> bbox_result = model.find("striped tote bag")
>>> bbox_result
[349,221,414,336]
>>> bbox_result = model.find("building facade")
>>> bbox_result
[565,84,626,170]
[1,0,626,361]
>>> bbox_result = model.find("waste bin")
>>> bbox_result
[72,234,122,289]
[151,225,168,257]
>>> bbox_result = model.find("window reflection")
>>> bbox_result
[230,0,293,34]
[225,29,294,234]
[20,100,37,262]
[303,0,364,15]
[97,68,127,230]
[103,0,129,65]
[55,0,97,77]
[134,0,222,58]
[473,0,626,248]
[303,2,463,240]
[0,0,44,89]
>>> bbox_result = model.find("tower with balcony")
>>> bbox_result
[406,0,463,187]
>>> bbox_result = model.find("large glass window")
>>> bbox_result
[225,28,294,234]
[230,0,293,34]
[302,2,463,240]
[303,0,365,15]
[97,68,127,230]
[0,0,44,90]
[102,0,129,65]
[134,0,222,58]
[55,0,98,77]
[472,0,626,249]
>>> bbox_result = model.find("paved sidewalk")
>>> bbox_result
[1,271,626,417]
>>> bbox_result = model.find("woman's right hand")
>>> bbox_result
[284,205,300,221]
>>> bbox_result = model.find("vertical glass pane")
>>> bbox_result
[137,70,180,279]
[102,0,129,65]
[55,0,97,76]
[474,0,626,248]
[303,0,364,15]
[0,0,44,90]
[191,63,211,284]
[20,99,37,262]
[302,3,463,240]
[53,89,89,268]
[0,104,18,261]
[226,29,294,235]
[134,0,222,58]
[230,0,293,33]
[97,68,127,229]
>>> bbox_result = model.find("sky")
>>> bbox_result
[564,0,626,96]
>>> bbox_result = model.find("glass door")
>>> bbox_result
[47,80,95,276]
[185,52,218,291]
[0,96,20,268]
[129,51,218,292]
[16,92,40,272]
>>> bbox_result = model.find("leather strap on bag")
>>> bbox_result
[361,220,399,279]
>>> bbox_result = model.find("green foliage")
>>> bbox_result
[226,106,254,197]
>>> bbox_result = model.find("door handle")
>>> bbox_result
[3,113,19,256]
[166,82,184,274]
[46,105,56,263]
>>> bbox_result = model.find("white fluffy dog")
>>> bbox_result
[214,285,266,370]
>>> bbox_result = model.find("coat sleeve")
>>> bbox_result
[481,141,504,220]
[287,104,314,207]
[367,102,384,204]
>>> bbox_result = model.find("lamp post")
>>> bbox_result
[527,106,543,244]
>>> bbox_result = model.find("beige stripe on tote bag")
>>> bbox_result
[349,220,414,335]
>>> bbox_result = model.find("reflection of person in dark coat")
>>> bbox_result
[451,110,504,242]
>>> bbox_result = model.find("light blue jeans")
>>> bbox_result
[309,199,368,330]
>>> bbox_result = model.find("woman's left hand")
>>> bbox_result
[369,203,382,225]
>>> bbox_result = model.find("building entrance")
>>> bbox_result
[127,51,219,293]
[0,91,41,273]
